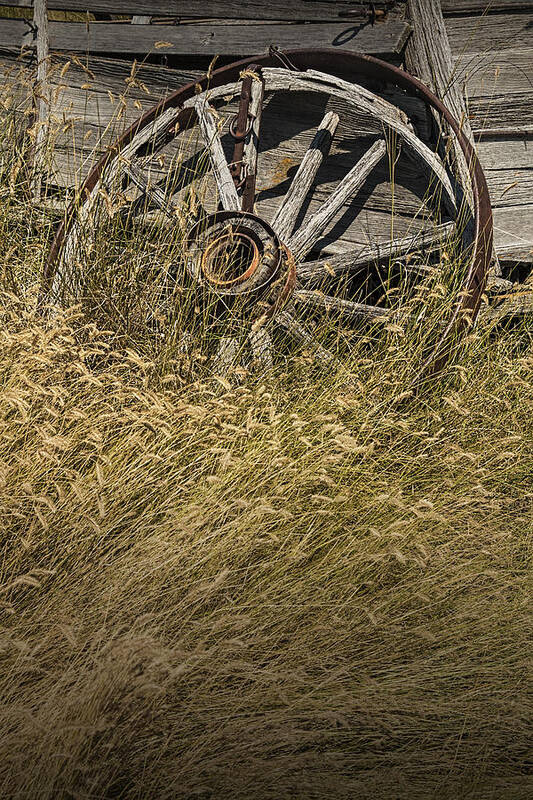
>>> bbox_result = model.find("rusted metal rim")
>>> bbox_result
[43,48,493,386]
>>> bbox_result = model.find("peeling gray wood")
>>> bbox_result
[272,111,339,243]
[406,0,474,212]
[288,138,388,260]
[0,18,412,58]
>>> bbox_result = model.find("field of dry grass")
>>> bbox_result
[0,58,532,800]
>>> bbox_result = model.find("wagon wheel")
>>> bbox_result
[43,50,493,386]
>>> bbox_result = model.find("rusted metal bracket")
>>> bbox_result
[229,63,264,213]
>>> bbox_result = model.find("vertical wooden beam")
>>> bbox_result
[32,0,49,199]
[405,1,473,199]
[406,0,472,139]
[405,0,500,272]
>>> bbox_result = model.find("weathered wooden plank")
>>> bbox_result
[475,139,533,170]
[446,13,533,53]
[442,0,533,11]
[2,0,532,15]
[405,0,473,211]
[0,1,403,22]
[468,92,533,131]
[31,0,49,199]
[455,49,533,98]
[484,168,533,208]
[492,204,533,252]
[407,0,471,134]
[0,18,412,57]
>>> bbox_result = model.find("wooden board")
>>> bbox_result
[468,91,533,130]
[2,0,532,16]
[0,18,411,57]
[475,138,533,170]
[0,1,402,22]
[447,12,533,53]
[492,204,533,252]
[442,0,533,11]
[455,49,533,97]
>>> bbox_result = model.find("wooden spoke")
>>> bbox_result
[249,328,273,370]
[241,77,264,212]
[193,95,241,212]
[123,162,176,219]
[272,111,340,242]
[275,310,335,367]
[262,68,457,214]
[297,221,455,285]
[212,336,240,374]
[54,106,180,297]
[293,290,389,322]
[288,138,387,261]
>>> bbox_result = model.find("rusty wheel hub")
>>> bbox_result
[185,210,296,317]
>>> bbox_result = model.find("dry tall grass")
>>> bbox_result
[0,62,532,800]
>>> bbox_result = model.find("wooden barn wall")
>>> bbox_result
[0,1,531,257]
